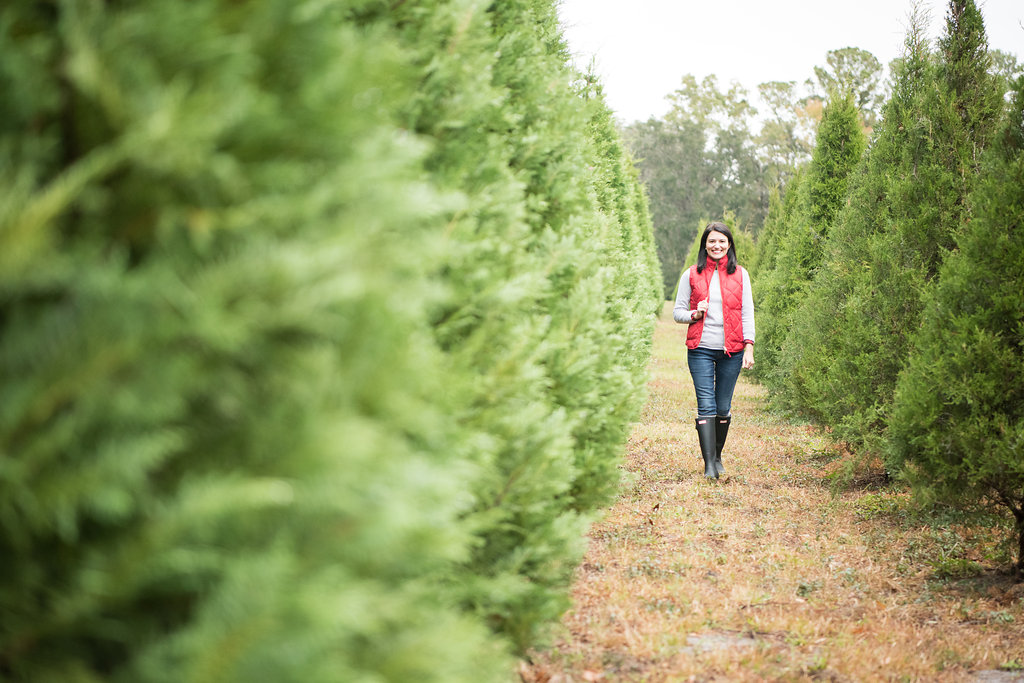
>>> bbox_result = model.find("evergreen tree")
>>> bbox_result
[772,1,1002,447]
[805,92,867,237]
[398,0,659,648]
[626,74,767,297]
[775,15,933,429]
[754,81,813,190]
[749,172,802,283]
[0,2,507,681]
[990,49,1023,93]
[753,92,866,392]
[0,0,659,679]
[890,76,1024,573]
[624,117,720,297]
[805,47,887,129]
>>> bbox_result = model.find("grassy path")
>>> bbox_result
[524,305,1024,682]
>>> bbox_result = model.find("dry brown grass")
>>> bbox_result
[522,304,1024,682]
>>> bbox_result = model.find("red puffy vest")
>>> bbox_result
[686,258,746,353]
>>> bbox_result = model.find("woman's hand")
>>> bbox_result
[695,298,709,318]
[742,345,754,370]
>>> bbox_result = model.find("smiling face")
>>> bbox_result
[706,230,730,261]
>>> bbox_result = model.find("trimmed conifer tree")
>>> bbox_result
[889,76,1024,573]
[804,92,867,239]
[772,19,934,427]
[0,2,509,681]
[747,184,786,282]
[753,92,865,392]
[0,0,659,680]
[773,0,1003,446]
[404,0,660,648]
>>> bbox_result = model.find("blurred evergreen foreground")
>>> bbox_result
[0,2,661,681]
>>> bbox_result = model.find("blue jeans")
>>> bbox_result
[687,347,743,417]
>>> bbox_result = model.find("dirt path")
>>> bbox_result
[524,305,1024,682]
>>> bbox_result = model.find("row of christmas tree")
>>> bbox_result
[0,1,662,680]
[751,0,1024,571]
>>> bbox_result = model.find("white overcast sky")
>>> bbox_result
[556,0,1024,124]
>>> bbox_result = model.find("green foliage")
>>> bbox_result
[769,1,1004,448]
[990,49,1023,92]
[805,92,867,233]
[889,75,1024,571]
[749,173,802,283]
[755,81,814,188]
[0,3,496,681]
[625,75,769,297]
[753,3,1024,569]
[805,47,887,128]
[0,0,659,680]
[752,93,866,390]
[625,47,886,300]
[624,117,715,297]
[930,556,984,580]
[413,0,660,650]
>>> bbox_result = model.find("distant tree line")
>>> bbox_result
[626,36,1020,299]
[624,47,886,295]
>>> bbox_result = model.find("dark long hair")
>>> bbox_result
[695,221,737,274]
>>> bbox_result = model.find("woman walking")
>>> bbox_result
[673,222,755,479]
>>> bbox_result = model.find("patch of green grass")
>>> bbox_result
[930,557,982,580]
[792,444,840,465]
[852,491,904,520]
[803,651,829,674]
[985,610,1015,624]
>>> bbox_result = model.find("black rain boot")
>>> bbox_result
[714,415,731,478]
[695,417,718,479]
